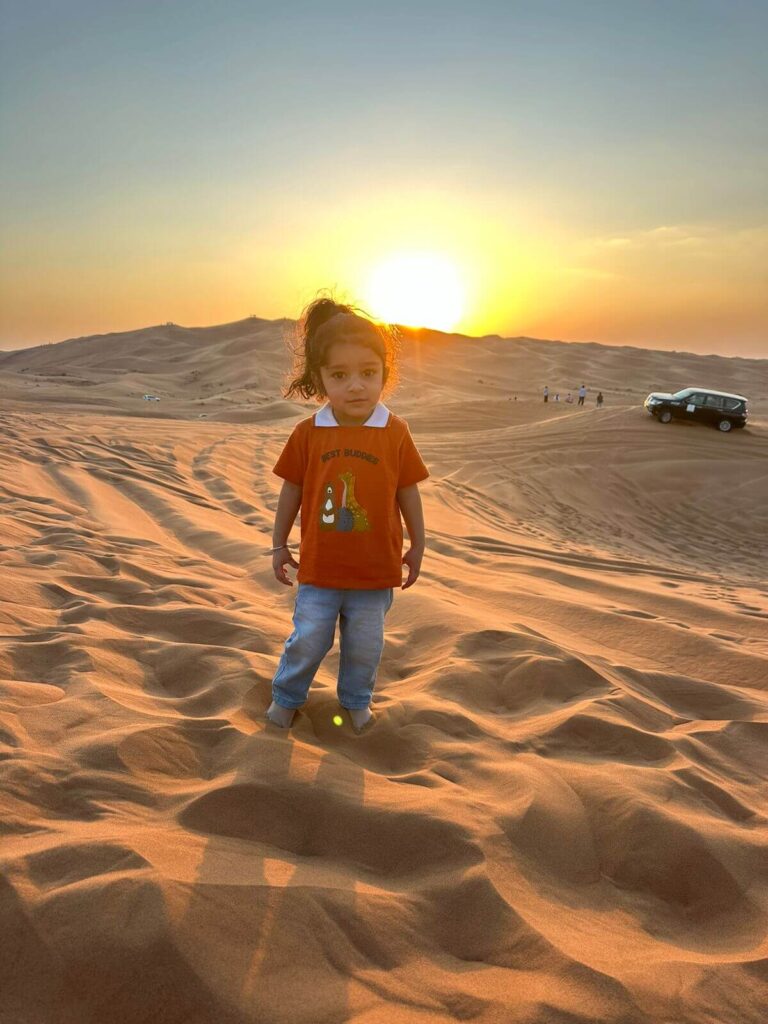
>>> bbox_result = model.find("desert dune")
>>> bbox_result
[1,317,767,1024]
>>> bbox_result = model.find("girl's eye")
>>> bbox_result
[331,372,345,380]
[364,369,377,377]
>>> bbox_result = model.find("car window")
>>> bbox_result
[704,394,724,409]
[688,393,706,407]
[722,397,743,412]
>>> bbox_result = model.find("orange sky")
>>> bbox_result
[2,3,767,357]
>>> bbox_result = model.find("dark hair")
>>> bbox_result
[284,297,400,401]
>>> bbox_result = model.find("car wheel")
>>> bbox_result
[717,419,732,432]
[658,410,672,423]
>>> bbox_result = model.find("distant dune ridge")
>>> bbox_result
[1,317,767,1023]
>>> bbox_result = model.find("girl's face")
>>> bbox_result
[319,341,385,426]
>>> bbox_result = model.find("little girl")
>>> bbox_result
[266,298,429,733]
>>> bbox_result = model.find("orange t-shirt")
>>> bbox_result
[273,404,429,589]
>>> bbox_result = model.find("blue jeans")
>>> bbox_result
[272,584,394,710]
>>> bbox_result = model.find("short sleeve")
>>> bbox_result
[397,425,429,488]
[273,423,307,485]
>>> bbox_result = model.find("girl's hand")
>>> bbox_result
[273,549,299,586]
[401,547,423,590]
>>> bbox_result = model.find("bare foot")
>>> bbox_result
[265,701,296,728]
[347,707,372,733]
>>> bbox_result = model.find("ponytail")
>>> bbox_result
[284,297,398,401]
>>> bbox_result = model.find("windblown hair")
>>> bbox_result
[285,297,400,401]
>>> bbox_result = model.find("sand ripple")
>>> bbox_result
[2,326,768,1021]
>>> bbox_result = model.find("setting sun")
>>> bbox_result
[365,252,466,332]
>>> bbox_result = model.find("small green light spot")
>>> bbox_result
[333,715,343,726]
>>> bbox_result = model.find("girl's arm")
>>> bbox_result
[397,483,425,589]
[273,480,302,547]
[397,483,425,550]
[272,480,302,586]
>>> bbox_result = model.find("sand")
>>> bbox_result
[1,317,767,1024]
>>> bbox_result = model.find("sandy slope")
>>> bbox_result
[1,319,767,1024]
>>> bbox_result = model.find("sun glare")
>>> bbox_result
[365,252,465,332]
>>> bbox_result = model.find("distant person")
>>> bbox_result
[566,392,573,403]
[554,392,560,402]
[543,386,549,403]
[578,383,587,406]
[266,298,429,734]
[596,391,604,408]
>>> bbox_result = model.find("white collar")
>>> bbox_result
[314,402,390,428]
